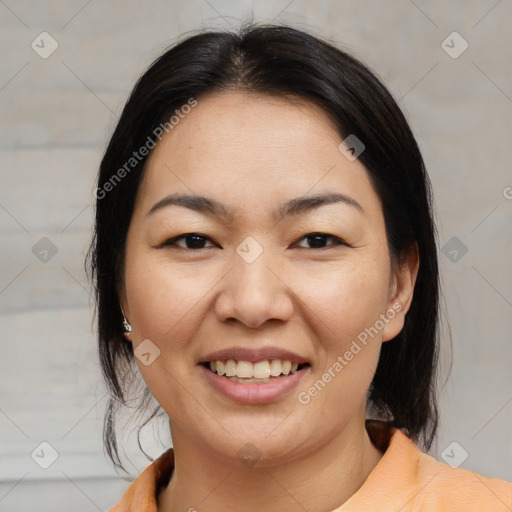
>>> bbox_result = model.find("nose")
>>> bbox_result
[214,247,294,329]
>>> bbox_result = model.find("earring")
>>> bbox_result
[120,307,133,335]
[123,316,133,333]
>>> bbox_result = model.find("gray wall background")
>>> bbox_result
[1,1,511,510]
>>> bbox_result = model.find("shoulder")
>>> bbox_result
[108,449,175,512]
[352,422,512,512]
[406,443,512,511]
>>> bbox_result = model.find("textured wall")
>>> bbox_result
[0,1,511,510]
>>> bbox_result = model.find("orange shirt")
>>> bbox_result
[109,420,512,511]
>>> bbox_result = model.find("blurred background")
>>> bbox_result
[1,1,511,510]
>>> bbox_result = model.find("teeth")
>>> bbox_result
[269,359,282,377]
[225,359,236,377]
[208,359,303,379]
[236,360,253,378]
[253,361,271,378]
[216,361,226,376]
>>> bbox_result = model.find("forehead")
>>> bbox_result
[135,91,380,218]
[149,91,341,162]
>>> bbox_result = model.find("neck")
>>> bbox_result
[158,417,384,512]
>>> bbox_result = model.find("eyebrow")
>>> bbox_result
[146,192,365,221]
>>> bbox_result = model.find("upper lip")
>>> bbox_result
[198,346,309,364]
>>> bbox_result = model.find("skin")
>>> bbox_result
[120,91,419,512]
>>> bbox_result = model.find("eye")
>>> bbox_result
[161,233,217,249]
[294,232,346,249]
[159,232,346,250]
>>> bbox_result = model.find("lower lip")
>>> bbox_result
[199,364,309,405]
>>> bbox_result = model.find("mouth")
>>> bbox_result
[200,359,311,384]
[197,348,311,404]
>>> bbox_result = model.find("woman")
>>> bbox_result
[87,23,512,511]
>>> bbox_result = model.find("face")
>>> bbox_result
[120,91,417,465]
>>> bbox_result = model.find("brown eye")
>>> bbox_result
[295,233,345,249]
[162,233,216,249]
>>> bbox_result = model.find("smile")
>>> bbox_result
[205,359,309,381]
[199,360,310,404]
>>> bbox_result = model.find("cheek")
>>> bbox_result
[124,250,214,349]
[294,258,391,346]
[293,264,388,419]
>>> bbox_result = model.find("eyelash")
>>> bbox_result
[160,232,348,250]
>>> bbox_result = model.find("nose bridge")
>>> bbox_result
[234,241,277,293]
[214,236,293,327]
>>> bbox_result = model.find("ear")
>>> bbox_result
[382,242,420,342]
